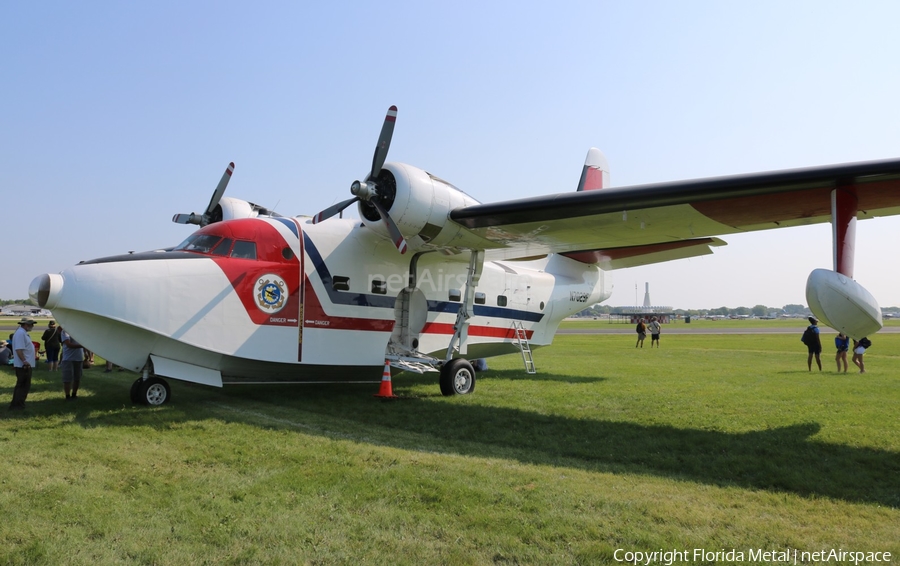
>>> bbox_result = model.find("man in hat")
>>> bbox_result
[804,316,822,372]
[11,318,37,410]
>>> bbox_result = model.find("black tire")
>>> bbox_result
[139,376,171,406]
[130,378,143,404]
[439,358,476,396]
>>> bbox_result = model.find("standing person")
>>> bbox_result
[10,318,37,410]
[59,326,85,400]
[648,316,661,348]
[635,318,647,348]
[41,321,62,372]
[852,337,869,374]
[802,316,822,371]
[834,333,849,373]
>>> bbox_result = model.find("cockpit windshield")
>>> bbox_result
[174,232,258,260]
[174,234,222,254]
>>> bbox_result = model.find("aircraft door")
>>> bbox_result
[389,286,428,353]
[508,272,532,308]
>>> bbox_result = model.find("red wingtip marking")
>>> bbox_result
[582,167,603,191]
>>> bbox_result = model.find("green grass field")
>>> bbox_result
[560,316,900,330]
[1,330,898,565]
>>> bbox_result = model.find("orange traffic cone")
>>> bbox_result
[374,359,398,399]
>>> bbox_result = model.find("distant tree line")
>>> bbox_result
[1,299,37,307]
[578,303,900,317]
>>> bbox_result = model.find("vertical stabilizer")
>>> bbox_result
[576,148,610,191]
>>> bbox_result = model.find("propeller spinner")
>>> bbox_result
[312,106,408,254]
[172,162,235,226]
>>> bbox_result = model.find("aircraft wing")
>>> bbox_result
[449,158,900,266]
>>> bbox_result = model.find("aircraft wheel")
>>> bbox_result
[139,376,171,406]
[130,378,143,404]
[440,358,476,396]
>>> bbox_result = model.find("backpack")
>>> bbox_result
[801,326,816,345]
[859,337,872,349]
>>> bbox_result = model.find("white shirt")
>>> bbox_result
[12,326,36,368]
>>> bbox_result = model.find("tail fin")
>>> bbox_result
[576,148,610,191]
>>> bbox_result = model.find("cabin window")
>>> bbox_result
[448,289,461,302]
[474,292,486,305]
[210,238,233,256]
[371,279,387,294]
[282,247,294,261]
[497,295,508,307]
[231,240,257,260]
[175,234,222,254]
[333,276,350,292]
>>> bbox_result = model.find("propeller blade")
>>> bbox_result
[205,162,235,217]
[172,213,201,225]
[371,198,408,254]
[171,162,235,226]
[312,196,359,224]
[366,106,397,182]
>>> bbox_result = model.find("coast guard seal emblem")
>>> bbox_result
[255,274,288,313]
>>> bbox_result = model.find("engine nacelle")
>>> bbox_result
[217,196,273,222]
[358,163,480,251]
[806,268,882,339]
[173,196,274,226]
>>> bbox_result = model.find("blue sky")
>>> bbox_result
[3,1,899,309]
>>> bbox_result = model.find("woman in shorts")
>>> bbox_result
[852,338,867,374]
[834,333,849,373]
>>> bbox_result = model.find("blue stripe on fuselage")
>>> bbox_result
[302,233,543,322]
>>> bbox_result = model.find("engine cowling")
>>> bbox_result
[358,163,480,251]
[172,196,274,226]
[215,196,273,223]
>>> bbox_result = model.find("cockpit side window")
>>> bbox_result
[231,240,257,260]
[175,234,222,254]
[210,238,233,257]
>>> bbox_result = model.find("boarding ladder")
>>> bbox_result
[513,321,536,374]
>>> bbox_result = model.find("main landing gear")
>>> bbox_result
[439,358,475,396]
[130,375,171,406]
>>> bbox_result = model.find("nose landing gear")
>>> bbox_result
[130,375,171,406]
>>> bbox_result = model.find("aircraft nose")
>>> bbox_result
[29,273,64,309]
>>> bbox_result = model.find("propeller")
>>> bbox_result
[172,162,235,226]
[312,105,408,254]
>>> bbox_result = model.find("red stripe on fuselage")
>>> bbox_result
[303,278,394,331]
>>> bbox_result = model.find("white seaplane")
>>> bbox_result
[30,106,900,405]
